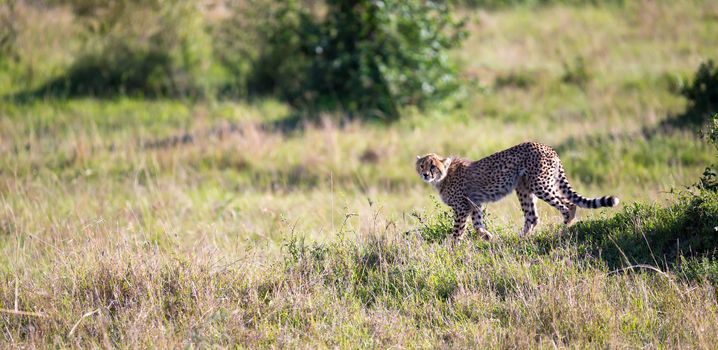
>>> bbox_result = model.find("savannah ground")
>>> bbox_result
[2,1,718,347]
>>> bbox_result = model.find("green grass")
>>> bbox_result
[2,1,718,347]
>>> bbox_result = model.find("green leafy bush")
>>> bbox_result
[304,0,466,119]
[210,0,322,99]
[221,0,466,120]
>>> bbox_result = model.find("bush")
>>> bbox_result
[8,0,466,115]
[681,59,718,126]
[699,114,718,191]
[304,0,466,119]
[0,3,16,64]
[7,0,465,115]
[222,0,467,120]
[0,2,85,95]
[211,0,323,99]
[244,1,319,102]
[27,0,216,97]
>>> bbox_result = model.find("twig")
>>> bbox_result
[0,308,46,318]
[14,277,18,312]
[607,264,670,279]
[330,171,335,235]
[606,264,699,298]
[68,308,101,337]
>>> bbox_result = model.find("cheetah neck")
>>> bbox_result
[433,156,469,191]
[432,157,453,189]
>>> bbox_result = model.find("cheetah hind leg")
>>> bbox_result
[565,201,577,225]
[532,189,575,225]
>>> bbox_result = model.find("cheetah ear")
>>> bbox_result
[442,157,452,169]
[416,155,421,160]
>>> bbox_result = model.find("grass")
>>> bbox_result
[2,0,718,347]
[3,193,718,347]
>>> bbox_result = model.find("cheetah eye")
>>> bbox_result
[430,164,436,170]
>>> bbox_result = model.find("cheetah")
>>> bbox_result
[415,142,619,240]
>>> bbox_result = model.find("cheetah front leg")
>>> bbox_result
[451,207,470,241]
[471,206,493,240]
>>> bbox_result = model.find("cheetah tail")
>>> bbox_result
[557,168,620,209]
[570,194,620,209]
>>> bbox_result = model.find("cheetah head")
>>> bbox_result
[415,153,452,184]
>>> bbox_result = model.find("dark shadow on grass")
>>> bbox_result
[8,87,401,139]
[6,49,196,103]
[524,192,718,286]
[257,104,403,135]
[571,199,717,268]
[260,112,310,135]
[656,107,716,132]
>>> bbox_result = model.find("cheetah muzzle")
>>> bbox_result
[416,142,619,240]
